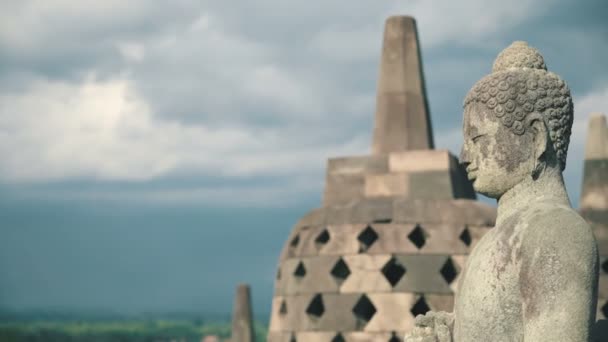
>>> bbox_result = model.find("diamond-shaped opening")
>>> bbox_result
[306,294,325,319]
[352,294,376,329]
[279,300,287,315]
[440,257,458,284]
[459,226,472,247]
[381,257,406,287]
[410,296,431,317]
[315,228,330,249]
[294,261,306,278]
[330,258,351,285]
[388,332,401,342]
[290,234,300,248]
[332,333,345,342]
[602,259,608,274]
[357,225,379,252]
[408,224,427,249]
[602,302,608,318]
[289,332,297,342]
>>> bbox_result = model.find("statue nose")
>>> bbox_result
[459,145,471,167]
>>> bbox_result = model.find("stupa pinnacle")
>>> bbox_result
[372,16,434,154]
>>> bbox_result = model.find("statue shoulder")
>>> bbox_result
[522,203,597,261]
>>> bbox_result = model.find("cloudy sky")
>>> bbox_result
[0,0,606,318]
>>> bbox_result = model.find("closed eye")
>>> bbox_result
[472,134,486,142]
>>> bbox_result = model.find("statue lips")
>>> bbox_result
[466,167,478,181]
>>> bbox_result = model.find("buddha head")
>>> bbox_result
[460,41,574,199]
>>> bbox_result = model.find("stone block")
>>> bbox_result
[318,224,365,256]
[295,208,327,228]
[388,150,451,173]
[290,225,331,258]
[365,173,410,197]
[425,294,455,312]
[300,293,361,332]
[295,332,336,341]
[393,198,496,226]
[323,174,365,206]
[407,170,455,200]
[327,155,389,175]
[344,332,403,341]
[269,296,289,332]
[365,293,415,332]
[400,223,469,255]
[393,255,456,294]
[325,198,394,225]
[364,223,419,254]
[266,331,294,342]
[340,254,393,293]
[281,257,341,295]
[282,294,314,331]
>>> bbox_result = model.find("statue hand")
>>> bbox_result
[404,311,454,342]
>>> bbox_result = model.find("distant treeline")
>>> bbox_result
[0,319,268,342]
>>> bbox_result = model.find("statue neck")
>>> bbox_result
[496,166,571,226]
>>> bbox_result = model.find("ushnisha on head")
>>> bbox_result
[460,41,574,198]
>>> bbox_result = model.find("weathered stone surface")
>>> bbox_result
[344,332,404,341]
[279,257,341,295]
[324,174,366,207]
[365,173,410,197]
[365,293,416,332]
[295,332,336,341]
[364,223,419,254]
[372,16,433,153]
[327,155,389,175]
[389,150,451,173]
[231,284,255,342]
[266,332,294,342]
[340,254,393,293]
[317,224,366,256]
[325,198,394,225]
[393,255,456,293]
[393,198,495,226]
[408,171,454,200]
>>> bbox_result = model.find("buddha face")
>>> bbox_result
[460,102,535,199]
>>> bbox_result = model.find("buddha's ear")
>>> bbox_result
[526,113,548,178]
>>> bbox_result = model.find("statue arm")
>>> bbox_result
[519,211,598,341]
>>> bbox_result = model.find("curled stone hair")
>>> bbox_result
[464,41,574,170]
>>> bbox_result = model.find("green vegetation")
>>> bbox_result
[0,319,268,342]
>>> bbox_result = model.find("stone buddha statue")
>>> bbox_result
[405,41,599,341]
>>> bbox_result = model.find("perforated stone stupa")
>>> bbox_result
[580,113,608,320]
[267,16,496,341]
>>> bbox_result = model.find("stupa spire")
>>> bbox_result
[372,16,434,154]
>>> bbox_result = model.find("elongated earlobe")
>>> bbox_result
[528,114,547,180]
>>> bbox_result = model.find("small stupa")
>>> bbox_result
[230,284,255,342]
[267,16,496,341]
